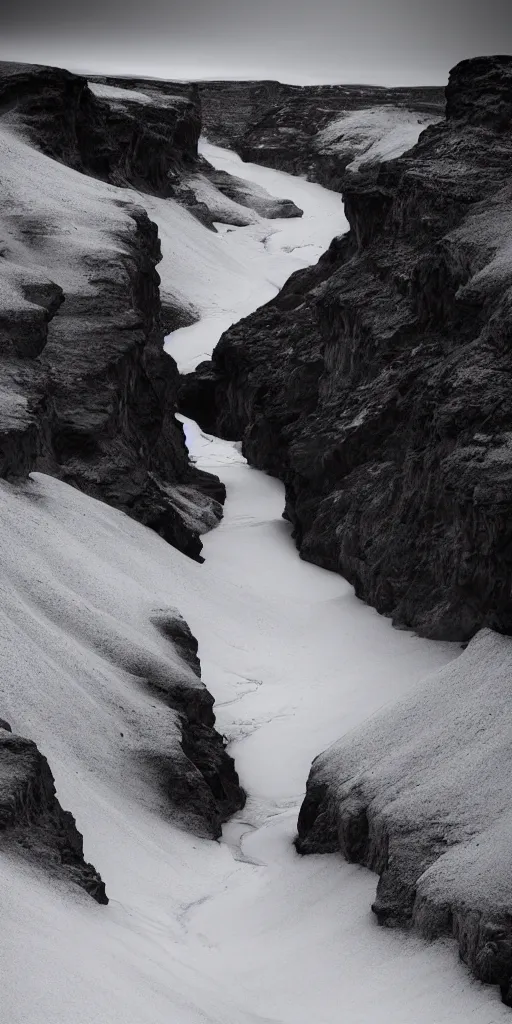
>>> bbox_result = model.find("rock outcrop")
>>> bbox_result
[0,61,225,560]
[0,724,107,903]
[295,629,512,1007]
[182,55,512,640]
[150,612,245,836]
[0,469,245,852]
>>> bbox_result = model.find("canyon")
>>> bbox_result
[1,53,512,1021]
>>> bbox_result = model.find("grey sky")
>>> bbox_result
[0,0,510,85]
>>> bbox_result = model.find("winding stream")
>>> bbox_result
[162,145,507,1023]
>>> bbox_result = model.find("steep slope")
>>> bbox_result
[0,471,244,852]
[0,724,107,903]
[296,629,512,1006]
[88,74,303,224]
[1,101,509,1023]
[181,55,512,640]
[5,451,503,1024]
[1,62,201,202]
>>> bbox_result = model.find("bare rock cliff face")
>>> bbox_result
[1,63,201,198]
[149,613,245,837]
[0,61,224,560]
[181,55,512,640]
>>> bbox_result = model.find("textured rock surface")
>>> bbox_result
[186,160,303,223]
[182,55,512,640]
[295,629,512,1007]
[199,80,445,189]
[0,61,225,560]
[2,63,201,200]
[87,75,303,225]
[0,726,107,902]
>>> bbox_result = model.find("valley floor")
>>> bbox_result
[3,144,509,1023]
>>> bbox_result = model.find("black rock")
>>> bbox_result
[0,731,107,903]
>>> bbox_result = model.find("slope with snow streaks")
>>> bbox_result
[0,727,107,903]
[2,448,506,1024]
[296,629,512,1005]
[0,472,243,842]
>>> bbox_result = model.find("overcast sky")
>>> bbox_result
[1,0,511,85]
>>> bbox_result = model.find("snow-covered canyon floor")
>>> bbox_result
[3,144,510,1023]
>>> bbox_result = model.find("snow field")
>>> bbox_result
[315,104,440,170]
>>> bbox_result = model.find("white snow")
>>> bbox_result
[0,122,139,303]
[309,628,512,925]
[164,140,348,372]
[186,171,260,225]
[2,434,507,1024]
[315,105,440,171]
[1,136,508,1023]
[88,81,188,107]
[89,81,156,104]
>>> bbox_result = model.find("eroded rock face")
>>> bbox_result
[199,164,303,219]
[0,61,224,559]
[182,56,512,640]
[0,726,107,903]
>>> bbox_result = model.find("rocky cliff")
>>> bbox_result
[182,55,512,641]
[0,61,226,560]
[2,63,201,201]
[0,61,249,876]
[149,611,245,836]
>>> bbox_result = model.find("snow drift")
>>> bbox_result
[296,628,512,1004]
